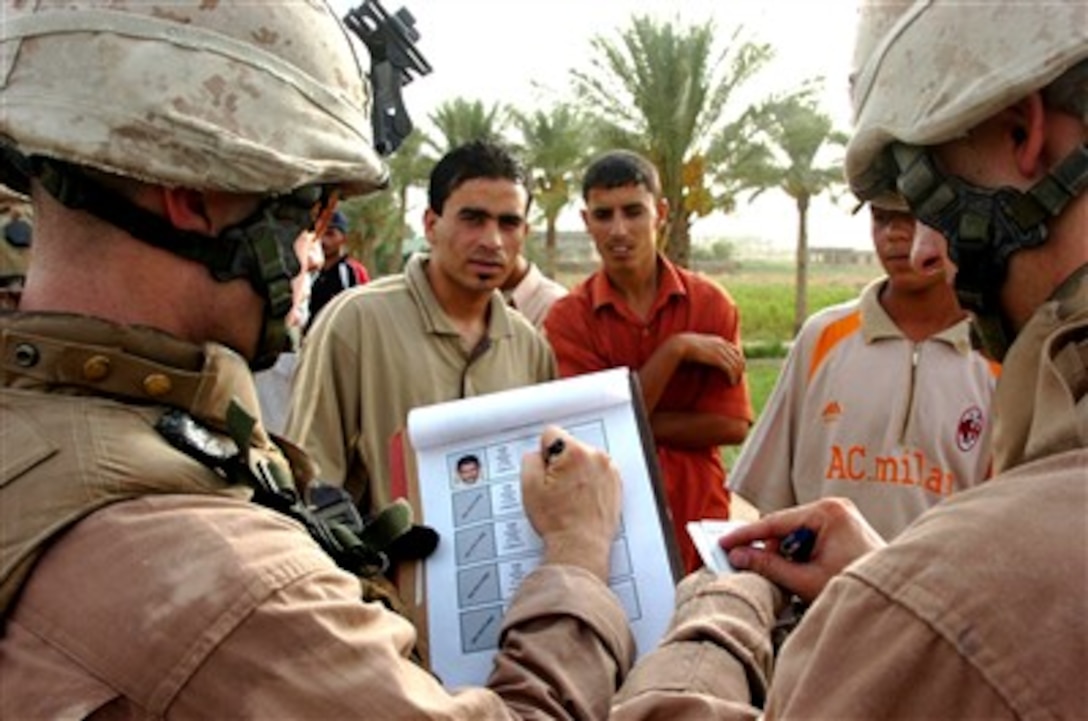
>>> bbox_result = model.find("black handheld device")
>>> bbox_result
[343,0,432,156]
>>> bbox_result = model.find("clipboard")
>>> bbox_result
[390,367,680,683]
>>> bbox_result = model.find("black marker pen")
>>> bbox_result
[780,526,816,563]
[543,437,565,466]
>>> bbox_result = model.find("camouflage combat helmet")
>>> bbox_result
[845,0,1088,359]
[0,0,388,194]
[0,0,393,367]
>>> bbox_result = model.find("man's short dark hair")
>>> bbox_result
[457,454,480,470]
[427,140,532,214]
[581,149,662,201]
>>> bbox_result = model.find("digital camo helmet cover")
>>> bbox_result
[846,0,1087,202]
[0,0,389,195]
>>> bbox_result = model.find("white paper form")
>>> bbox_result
[407,367,679,688]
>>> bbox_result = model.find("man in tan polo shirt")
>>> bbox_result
[285,140,555,520]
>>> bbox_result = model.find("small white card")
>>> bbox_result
[686,520,749,574]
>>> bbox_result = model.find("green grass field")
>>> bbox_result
[719,262,875,345]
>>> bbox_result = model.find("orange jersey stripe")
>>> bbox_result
[808,310,862,383]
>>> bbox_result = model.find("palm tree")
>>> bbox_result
[571,15,772,267]
[722,87,849,334]
[385,129,434,271]
[510,104,593,277]
[428,97,510,153]
[340,189,401,276]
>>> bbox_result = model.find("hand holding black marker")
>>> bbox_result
[543,437,565,466]
[717,499,886,605]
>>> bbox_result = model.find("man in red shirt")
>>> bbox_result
[544,149,751,572]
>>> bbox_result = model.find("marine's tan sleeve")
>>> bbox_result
[610,571,781,721]
[491,565,636,719]
[765,573,1010,719]
[6,489,635,720]
[180,557,635,719]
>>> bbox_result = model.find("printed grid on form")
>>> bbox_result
[447,419,641,654]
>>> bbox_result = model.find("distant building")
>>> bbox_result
[809,247,876,265]
[531,230,593,258]
[527,229,597,274]
[530,230,875,270]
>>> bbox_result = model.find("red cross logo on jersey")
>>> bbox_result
[956,406,985,451]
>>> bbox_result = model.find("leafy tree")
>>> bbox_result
[510,104,593,277]
[571,15,772,267]
[691,238,736,265]
[428,97,510,152]
[721,86,848,333]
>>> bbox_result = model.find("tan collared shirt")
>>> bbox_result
[504,261,568,328]
[285,253,556,514]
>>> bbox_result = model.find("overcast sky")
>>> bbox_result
[333,0,870,250]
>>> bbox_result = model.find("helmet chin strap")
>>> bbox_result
[252,307,291,371]
[21,154,318,370]
[889,142,1088,361]
[221,207,305,371]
